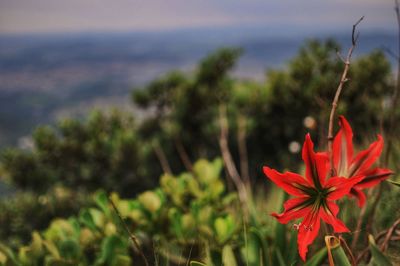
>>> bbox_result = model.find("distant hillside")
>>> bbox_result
[0,28,396,148]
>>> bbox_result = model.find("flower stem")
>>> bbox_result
[327,16,363,177]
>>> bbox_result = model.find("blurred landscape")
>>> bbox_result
[0,1,399,264]
[0,28,396,148]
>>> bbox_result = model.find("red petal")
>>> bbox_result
[320,201,349,233]
[333,116,354,176]
[271,197,311,224]
[349,188,366,207]
[298,213,321,261]
[348,135,384,177]
[302,134,326,188]
[354,167,393,190]
[263,166,310,197]
[325,175,364,200]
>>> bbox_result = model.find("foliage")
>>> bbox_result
[133,40,395,177]
[0,159,294,265]
[245,40,393,170]
[0,159,243,265]
[1,110,155,196]
[2,158,395,265]
[0,39,399,265]
[2,40,395,193]
[133,48,242,163]
[0,186,90,249]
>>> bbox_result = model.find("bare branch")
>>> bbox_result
[327,16,363,177]
[352,16,364,45]
[237,114,250,184]
[174,137,193,172]
[380,217,400,251]
[336,50,346,63]
[153,143,172,175]
[109,197,149,266]
[351,187,375,249]
[218,105,248,206]
[356,219,400,264]
[339,236,356,266]
[356,229,388,264]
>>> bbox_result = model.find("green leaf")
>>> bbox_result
[0,244,21,266]
[194,159,222,184]
[94,191,110,216]
[209,249,222,266]
[304,247,327,266]
[286,229,298,264]
[276,249,286,266]
[31,231,44,256]
[222,245,237,266]
[59,239,80,260]
[194,159,214,183]
[212,158,223,178]
[209,180,225,198]
[248,227,270,266]
[79,210,97,231]
[18,247,31,264]
[387,179,400,188]
[241,230,262,266]
[190,261,207,266]
[89,209,105,228]
[0,251,6,265]
[331,246,351,266]
[368,235,393,266]
[273,190,288,265]
[138,191,162,213]
[214,215,235,244]
[96,235,126,265]
[168,208,183,238]
[43,241,61,260]
[112,255,131,266]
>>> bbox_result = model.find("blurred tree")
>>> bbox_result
[1,40,394,194]
[1,110,154,196]
[132,41,393,181]
[174,48,242,156]
[0,186,90,248]
[242,39,393,174]
[0,39,397,262]
[132,48,242,171]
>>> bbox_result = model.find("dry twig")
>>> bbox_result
[351,187,374,249]
[218,105,248,206]
[356,218,400,264]
[237,114,250,184]
[356,230,387,263]
[327,16,363,177]
[175,137,193,172]
[380,217,400,252]
[109,197,149,266]
[339,235,356,266]
[153,143,172,175]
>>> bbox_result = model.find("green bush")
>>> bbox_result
[1,158,366,266]
[0,186,90,249]
[1,110,155,196]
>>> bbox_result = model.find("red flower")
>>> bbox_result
[333,116,393,207]
[263,134,363,261]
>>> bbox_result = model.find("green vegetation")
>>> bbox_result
[0,39,399,265]
[0,159,334,265]
[1,110,155,195]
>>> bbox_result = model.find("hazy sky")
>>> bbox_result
[0,0,396,34]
